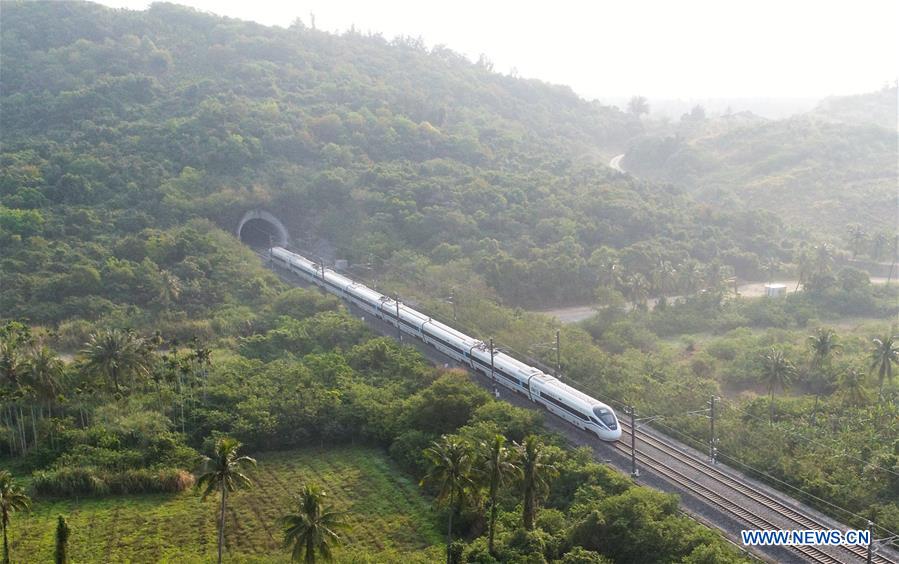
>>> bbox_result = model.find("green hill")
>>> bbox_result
[2,1,803,317]
[624,109,896,237]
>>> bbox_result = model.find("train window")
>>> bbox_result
[592,407,617,428]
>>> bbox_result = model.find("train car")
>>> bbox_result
[268,246,621,441]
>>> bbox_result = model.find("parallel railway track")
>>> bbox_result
[619,420,893,564]
[256,246,896,564]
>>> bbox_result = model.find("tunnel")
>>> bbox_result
[237,210,289,248]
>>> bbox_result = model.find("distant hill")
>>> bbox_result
[813,86,897,130]
[624,104,897,238]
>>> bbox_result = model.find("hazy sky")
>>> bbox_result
[94,0,898,100]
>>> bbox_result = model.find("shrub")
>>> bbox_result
[31,467,194,498]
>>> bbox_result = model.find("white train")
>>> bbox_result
[270,246,622,441]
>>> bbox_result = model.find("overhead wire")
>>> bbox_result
[267,243,899,539]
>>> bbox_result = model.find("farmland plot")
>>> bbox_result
[11,445,443,562]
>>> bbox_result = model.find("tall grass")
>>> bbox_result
[31,467,194,498]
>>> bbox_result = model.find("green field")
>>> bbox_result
[10,445,444,563]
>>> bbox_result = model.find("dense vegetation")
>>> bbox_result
[624,87,898,237]
[371,262,899,544]
[1,1,896,561]
[0,288,748,562]
[2,0,814,311]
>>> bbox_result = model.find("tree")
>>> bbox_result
[54,515,69,564]
[80,329,151,394]
[807,328,840,422]
[0,471,30,564]
[808,328,841,369]
[761,348,795,422]
[627,96,649,117]
[196,437,257,564]
[870,334,898,399]
[421,435,473,564]
[517,435,557,530]
[475,434,521,555]
[280,483,345,564]
[24,343,63,419]
[838,369,868,407]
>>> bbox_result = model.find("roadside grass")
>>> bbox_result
[10,445,443,563]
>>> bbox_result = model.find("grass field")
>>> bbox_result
[10,445,444,563]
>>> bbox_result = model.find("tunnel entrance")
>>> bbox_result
[237,209,289,248]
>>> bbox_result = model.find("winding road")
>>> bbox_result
[609,153,626,173]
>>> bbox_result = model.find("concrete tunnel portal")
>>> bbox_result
[237,209,290,248]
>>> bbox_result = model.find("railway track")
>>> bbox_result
[256,247,895,564]
[619,420,894,564]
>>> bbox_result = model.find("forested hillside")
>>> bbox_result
[2,1,804,317]
[624,90,897,236]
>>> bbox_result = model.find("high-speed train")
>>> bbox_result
[270,246,621,441]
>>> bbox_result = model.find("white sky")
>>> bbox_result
[94,0,898,100]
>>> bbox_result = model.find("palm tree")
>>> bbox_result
[813,243,835,277]
[839,369,869,407]
[761,348,795,422]
[80,329,151,394]
[678,260,703,295]
[794,246,813,291]
[280,483,345,563]
[808,328,841,368]
[870,334,899,399]
[807,328,840,423]
[516,435,557,530]
[196,437,257,564]
[623,273,650,310]
[475,435,521,556]
[24,344,63,413]
[0,470,31,564]
[421,435,473,564]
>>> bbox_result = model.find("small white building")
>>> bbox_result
[764,283,787,298]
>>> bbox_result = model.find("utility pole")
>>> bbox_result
[395,295,402,341]
[555,329,561,377]
[489,338,495,385]
[709,395,717,464]
[866,520,873,564]
[450,287,457,321]
[627,406,639,478]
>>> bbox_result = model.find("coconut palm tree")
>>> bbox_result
[80,329,151,394]
[838,369,869,407]
[794,246,813,291]
[870,334,898,399]
[475,435,521,556]
[761,348,795,422]
[0,470,30,564]
[24,344,63,414]
[280,483,345,564]
[808,328,841,368]
[807,328,840,423]
[421,435,473,564]
[516,435,557,531]
[196,437,257,564]
[623,273,650,310]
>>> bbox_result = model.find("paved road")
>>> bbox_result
[609,153,626,173]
